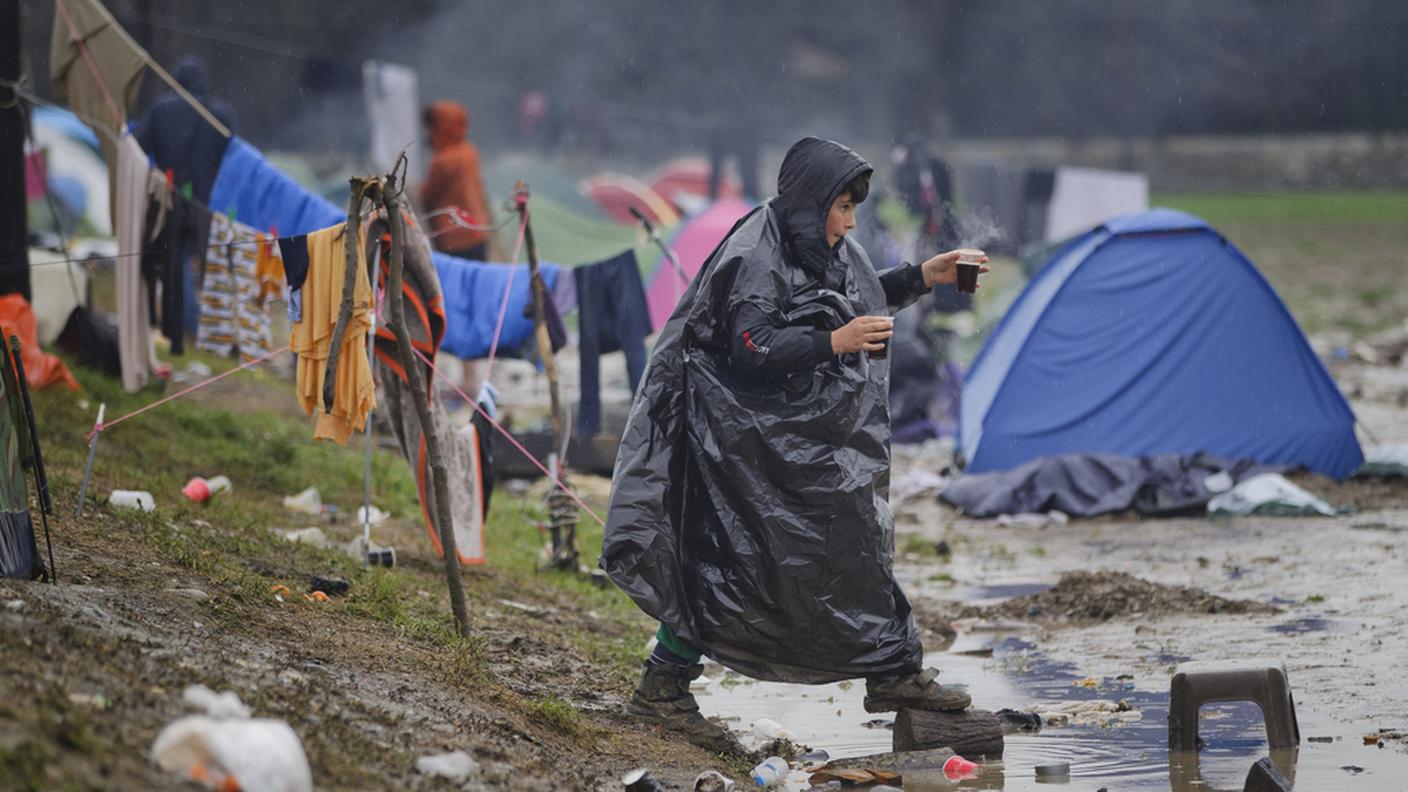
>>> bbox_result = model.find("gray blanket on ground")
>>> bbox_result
[940,452,1279,518]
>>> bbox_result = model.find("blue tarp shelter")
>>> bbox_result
[960,209,1363,479]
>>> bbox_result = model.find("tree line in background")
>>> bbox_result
[19,0,1408,155]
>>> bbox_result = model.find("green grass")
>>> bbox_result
[1154,190,1408,224]
[527,695,589,738]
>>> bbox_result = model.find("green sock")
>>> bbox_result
[653,624,703,664]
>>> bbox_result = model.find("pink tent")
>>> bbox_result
[649,157,741,211]
[647,199,753,331]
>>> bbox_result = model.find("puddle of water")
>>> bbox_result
[957,583,1053,606]
[1267,616,1337,634]
[697,633,1408,790]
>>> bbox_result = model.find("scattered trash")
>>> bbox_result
[270,584,290,602]
[798,748,831,766]
[750,756,790,787]
[497,598,553,616]
[692,769,734,792]
[995,708,1042,733]
[4,598,25,612]
[996,510,1069,528]
[170,361,214,385]
[1203,470,1235,493]
[182,475,232,503]
[356,504,390,525]
[415,750,479,782]
[1207,473,1341,517]
[183,684,252,719]
[279,527,328,548]
[1342,765,1365,774]
[1308,735,1334,743]
[152,684,312,792]
[861,718,894,729]
[303,591,330,603]
[109,489,155,511]
[1042,712,1071,727]
[807,767,901,786]
[67,692,111,709]
[622,767,665,792]
[307,576,350,597]
[165,588,209,601]
[1035,761,1070,779]
[751,717,796,741]
[152,716,312,792]
[943,755,984,780]
[282,487,323,515]
[346,536,396,567]
[891,469,949,503]
[1076,677,1100,688]
[1040,699,1142,728]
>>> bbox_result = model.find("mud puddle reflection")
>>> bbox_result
[696,630,1408,790]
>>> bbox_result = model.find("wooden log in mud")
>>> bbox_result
[892,708,1005,758]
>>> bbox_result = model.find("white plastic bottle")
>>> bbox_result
[751,718,795,741]
[750,757,789,788]
[109,490,155,511]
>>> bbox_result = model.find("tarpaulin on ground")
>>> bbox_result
[208,137,344,235]
[602,138,922,684]
[433,254,560,361]
[941,452,1278,518]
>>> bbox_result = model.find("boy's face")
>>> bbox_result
[826,192,858,248]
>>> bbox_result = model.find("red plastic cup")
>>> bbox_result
[943,754,982,779]
[182,477,211,502]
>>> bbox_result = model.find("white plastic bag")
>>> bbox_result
[1207,473,1339,517]
[152,716,312,792]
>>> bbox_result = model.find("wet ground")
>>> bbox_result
[696,358,1408,790]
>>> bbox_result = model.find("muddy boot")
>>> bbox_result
[626,661,747,756]
[863,667,971,713]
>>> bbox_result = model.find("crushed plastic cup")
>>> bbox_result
[152,716,312,792]
[182,476,227,502]
[622,767,666,791]
[281,487,322,515]
[693,770,735,791]
[944,754,983,780]
[110,490,155,511]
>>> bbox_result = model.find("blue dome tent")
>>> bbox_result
[960,209,1363,479]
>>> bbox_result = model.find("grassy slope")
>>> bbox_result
[0,355,723,789]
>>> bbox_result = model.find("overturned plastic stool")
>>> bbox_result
[1168,659,1300,751]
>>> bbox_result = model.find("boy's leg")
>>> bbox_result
[628,624,744,756]
[649,625,703,666]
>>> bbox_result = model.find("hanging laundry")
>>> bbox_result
[196,214,274,363]
[432,253,562,360]
[278,232,310,323]
[573,250,650,436]
[290,224,375,445]
[49,0,147,167]
[140,184,195,355]
[520,273,568,355]
[209,138,344,236]
[255,233,286,306]
[114,130,158,392]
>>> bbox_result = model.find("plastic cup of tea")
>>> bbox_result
[955,249,984,294]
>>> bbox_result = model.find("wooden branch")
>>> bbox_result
[323,180,370,413]
[518,181,577,569]
[892,708,1005,759]
[383,167,470,637]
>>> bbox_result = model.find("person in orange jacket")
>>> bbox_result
[421,101,494,261]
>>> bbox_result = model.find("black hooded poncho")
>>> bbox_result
[601,138,929,683]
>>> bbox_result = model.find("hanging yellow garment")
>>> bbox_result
[290,224,375,444]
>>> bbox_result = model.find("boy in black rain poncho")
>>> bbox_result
[601,137,988,754]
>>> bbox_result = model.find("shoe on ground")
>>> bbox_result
[626,661,748,757]
[864,667,971,713]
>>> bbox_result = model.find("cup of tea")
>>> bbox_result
[955,249,984,294]
[866,317,894,360]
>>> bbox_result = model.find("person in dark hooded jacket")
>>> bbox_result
[601,137,988,754]
[135,56,237,207]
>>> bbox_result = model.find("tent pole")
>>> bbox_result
[9,337,56,582]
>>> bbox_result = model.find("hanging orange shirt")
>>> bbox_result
[254,231,286,306]
[290,223,375,444]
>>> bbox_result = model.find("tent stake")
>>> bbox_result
[75,402,104,517]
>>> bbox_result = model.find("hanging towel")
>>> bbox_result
[433,254,561,360]
[114,130,155,392]
[290,224,375,444]
[196,214,273,363]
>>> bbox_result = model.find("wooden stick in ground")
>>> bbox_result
[324,179,371,413]
[517,181,578,569]
[384,165,471,637]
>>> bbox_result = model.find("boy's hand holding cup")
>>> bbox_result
[833,315,894,357]
[921,249,990,294]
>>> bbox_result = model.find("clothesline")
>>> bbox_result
[413,345,606,528]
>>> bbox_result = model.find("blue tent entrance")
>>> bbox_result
[960,209,1362,479]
